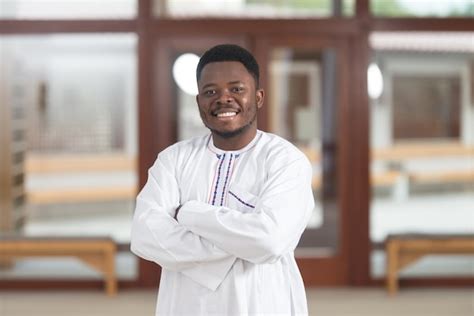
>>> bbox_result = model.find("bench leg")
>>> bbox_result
[0,258,14,269]
[386,241,399,295]
[105,250,117,297]
[79,252,117,296]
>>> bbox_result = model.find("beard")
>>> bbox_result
[205,105,258,139]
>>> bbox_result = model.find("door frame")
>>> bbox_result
[138,22,369,286]
[255,35,352,285]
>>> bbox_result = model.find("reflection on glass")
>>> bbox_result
[177,88,209,141]
[154,0,355,18]
[369,32,474,277]
[0,34,138,280]
[371,0,473,17]
[0,0,136,19]
[173,53,199,95]
[269,47,339,255]
[173,52,208,141]
[368,63,384,100]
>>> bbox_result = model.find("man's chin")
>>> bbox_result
[211,127,246,139]
[205,111,257,139]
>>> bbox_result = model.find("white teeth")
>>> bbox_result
[217,112,237,117]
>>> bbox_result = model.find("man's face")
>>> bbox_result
[196,61,264,139]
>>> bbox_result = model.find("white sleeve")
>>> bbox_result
[177,157,315,264]
[130,154,236,290]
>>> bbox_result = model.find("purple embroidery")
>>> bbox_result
[228,191,255,209]
[211,154,226,205]
[220,154,233,206]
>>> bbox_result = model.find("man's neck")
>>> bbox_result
[211,128,257,151]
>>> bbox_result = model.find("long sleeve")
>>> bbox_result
[177,156,315,264]
[130,154,236,290]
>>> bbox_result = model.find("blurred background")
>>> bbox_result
[0,0,473,315]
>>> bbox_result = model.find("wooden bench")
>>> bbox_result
[25,154,136,173]
[385,234,474,295]
[0,236,117,296]
[25,154,137,205]
[373,143,474,161]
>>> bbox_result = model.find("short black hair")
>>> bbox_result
[196,44,260,87]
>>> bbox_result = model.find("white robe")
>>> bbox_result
[131,130,316,315]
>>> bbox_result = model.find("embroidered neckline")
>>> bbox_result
[207,130,262,156]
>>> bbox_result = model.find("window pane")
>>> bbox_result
[268,47,339,255]
[371,0,473,17]
[154,0,354,18]
[173,53,209,141]
[0,34,138,280]
[0,0,136,19]
[369,32,474,278]
[173,44,340,256]
[392,75,461,140]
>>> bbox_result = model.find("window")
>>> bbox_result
[369,32,474,278]
[0,0,136,19]
[0,33,138,280]
[371,0,473,17]
[154,0,355,18]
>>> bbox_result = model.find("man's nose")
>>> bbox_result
[216,91,233,104]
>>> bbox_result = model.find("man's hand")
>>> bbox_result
[174,205,183,221]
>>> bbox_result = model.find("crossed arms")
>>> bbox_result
[130,151,314,290]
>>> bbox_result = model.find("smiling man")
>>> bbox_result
[131,44,316,315]
[196,50,263,150]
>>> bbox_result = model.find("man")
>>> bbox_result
[131,44,316,315]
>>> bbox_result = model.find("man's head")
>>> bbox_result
[196,44,264,150]
[196,44,260,88]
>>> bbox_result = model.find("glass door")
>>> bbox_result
[141,34,352,286]
[138,35,248,284]
[256,36,351,284]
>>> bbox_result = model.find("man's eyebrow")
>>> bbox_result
[201,81,243,90]
[201,83,217,90]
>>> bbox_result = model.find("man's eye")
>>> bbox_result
[204,90,216,96]
[232,87,244,93]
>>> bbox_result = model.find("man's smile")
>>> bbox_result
[216,112,237,118]
[212,108,241,119]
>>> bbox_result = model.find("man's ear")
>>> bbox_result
[256,89,265,109]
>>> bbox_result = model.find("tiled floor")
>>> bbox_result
[0,288,472,316]
[308,288,473,316]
